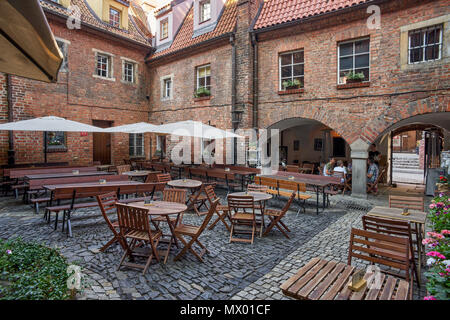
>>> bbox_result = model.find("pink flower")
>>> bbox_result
[429,203,436,209]
[424,296,436,300]
[441,230,450,235]
[427,251,446,259]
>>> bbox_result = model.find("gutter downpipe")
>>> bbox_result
[6,74,14,165]
[251,32,258,130]
[230,33,238,165]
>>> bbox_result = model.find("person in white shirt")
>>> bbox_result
[333,160,347,183]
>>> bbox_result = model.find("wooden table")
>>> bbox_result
[25,171,113,180]
[366,205,427,274]
[259,172,341,215]
[167,179,202,189]
[43,180,142,191]
[96,165,113,171]
[122,170,153,181]
[228,191,272,237]
[126,200,187,264]
[281,257,410,300]
[208,168,256,190]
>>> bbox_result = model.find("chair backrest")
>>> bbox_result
[96,192,118,230]
[116,165,131,175]
[204,184,219,204]
[278,180,298,192]
[348,228,411,281]
[115,203,151,235]
[302,163,315,170]
[362,215,412,240]
[189,167,207,178]
[389,195,424,211]
[281,191,297,214]
[247,184,268,192]
[163,188,187,204]
[156,173,172,183]
[286,165,299,173]
[372,166,386,186]
[227,195,255,214]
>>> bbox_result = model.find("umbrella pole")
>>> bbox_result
[44,131,48,163]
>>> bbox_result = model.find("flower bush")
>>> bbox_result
[0,238,74,300]
[424,193,450,300]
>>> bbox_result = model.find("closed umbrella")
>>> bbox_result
[0,0,63,82]
[103,122,159,133]
[0,116,105,162]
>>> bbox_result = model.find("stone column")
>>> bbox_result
[350,138,370,199]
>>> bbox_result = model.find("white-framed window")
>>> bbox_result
[338,38,370,84]
[408,24,443,64]
[196,64,211,90]
[123,61,135,83]
[56,39,69,72]
[109,7,121,28]
[163,78,172,99]
[279,50,304,90]
[129,133,144,157]
[200,0,211,23]
[160,18,169,40]
[96,53,112,78]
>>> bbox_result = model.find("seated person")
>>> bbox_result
[367,158,379,193]
[323,157,336,176]
[333,160,347,183]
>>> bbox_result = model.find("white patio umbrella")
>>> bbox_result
[0,116,105,162]
[102,122,159,133]
[156,120,242,139]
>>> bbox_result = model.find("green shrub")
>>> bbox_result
[345,71,365,81]
[0,238,72,300]
[194,87,211,98]
[282,79,302,89]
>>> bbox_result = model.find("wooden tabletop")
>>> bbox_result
[281,257,410,300]
[126,200,187,215]
[122,170,153,177]
[208,168,256,176]
[25,171,113,180]
[167,179,202,188]
[43,180,142,191]
[260,173,340,187]
[229,191,272,201]
[366,206,427,224]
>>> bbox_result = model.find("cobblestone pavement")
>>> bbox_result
[0,190,430,300]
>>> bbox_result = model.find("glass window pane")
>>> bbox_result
[409,48,422,63]
[293,64,304,76]
[355,39,369,54]
[355,54,369,68]
[293,77,304,88]
[281,66,291,78]
[339,42,353,56]
[339,71,348,83]
[198,78,205,87]
[425,45,439,60]
[280,54,291,66]
[409,32,422,48]
[205,66,211,76]
[205,76,210,86]
[426,28,439,45]
[293,51,304,64]
[339,56,353,70]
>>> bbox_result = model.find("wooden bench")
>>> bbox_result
[256,176,279,197]
[206,171,238,192]
[277,180,312,214]
[28,174,127,213]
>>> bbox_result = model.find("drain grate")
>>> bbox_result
[333,200,371,212]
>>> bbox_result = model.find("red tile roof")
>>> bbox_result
[253,0,373,30]
[149,0,237,60]
[40,0,152,47]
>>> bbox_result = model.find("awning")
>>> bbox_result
[0,0,63,82]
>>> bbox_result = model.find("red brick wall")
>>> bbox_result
[0,17,151,166]
[255,0,450,145]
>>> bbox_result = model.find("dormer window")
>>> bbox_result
[199,0,211,23]
[109,7,121,28]
[160,18,169,40]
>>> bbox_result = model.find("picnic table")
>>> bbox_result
[126,200,187,264]
[25,171,113,180]
[43,180,142,191]
[366,205,427,275]
[208,168,257,190]
[259,172,341,214]
[228,191,272,237]
[280,257,410,300]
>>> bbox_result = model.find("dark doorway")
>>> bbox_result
[93,120,112,164]
[333,137,346,157]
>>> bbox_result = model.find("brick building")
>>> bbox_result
[1,0,449,197]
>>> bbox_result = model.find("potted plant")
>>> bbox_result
[344,71,365,84]
[282,79,302,90]
[194,87,211,98]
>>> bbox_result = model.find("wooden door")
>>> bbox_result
[93,120,112,165]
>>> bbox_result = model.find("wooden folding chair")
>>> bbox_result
[348,228,413,300]
[96,192,126,252]
[173,199,219,262]
[204,185,231,232]
[188,182,216,216]
[152,188,187,229]
[367,167,386,194]
[156,173,172,183]
[286,165,300,173]
[227,195,256,244]
[263,191,296,238]
[362,215,420,287]
[115,203,162,275]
